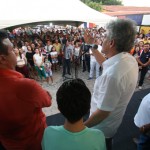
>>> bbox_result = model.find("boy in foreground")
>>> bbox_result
[42,78,106,150]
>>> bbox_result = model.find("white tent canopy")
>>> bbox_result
[0,0,115,29]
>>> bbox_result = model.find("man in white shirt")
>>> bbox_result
[62,39,73,77]
[134,93,150,150]
[88,39,102,80]
[84,19,138,150]
[45,40,53,53]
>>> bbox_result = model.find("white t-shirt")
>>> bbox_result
[64,45,73,59]
[50,51,58,63]
[74,47,80,57]
[50,51,58,57]
[22,46,28,54]
[16,54,26,66]
[33,54,44,66]
[45,45,53,53]
[90,52,138,138]
[134,93,150,127]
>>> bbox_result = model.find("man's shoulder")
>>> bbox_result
[16,78,39,90]
[103,54,138,80]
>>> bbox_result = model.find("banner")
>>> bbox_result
[126,14,143,26]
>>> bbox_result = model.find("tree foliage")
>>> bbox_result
[101,0,122,5]
[81,0,102,11]
[80,0,122,10]
[88,1,102,11]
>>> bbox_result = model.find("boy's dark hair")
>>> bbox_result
[56,78,91,123]
[0,30,8,55]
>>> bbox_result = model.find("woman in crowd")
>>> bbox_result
[44,54,53,85]
[50,46,58,71]
[33,48,47,82]
[73,42,81,65]
[133,45,140,58]
[14,47,29,78]
[26,45,38,79]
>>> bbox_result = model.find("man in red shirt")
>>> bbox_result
[0,30,52,150]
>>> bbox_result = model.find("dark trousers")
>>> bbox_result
[139,67,148,86]
[58,54,62,66]
[16,65,29,78]
[62,58,71,76]
[82,60,86,71]
[106,138,113,150]
[85,54,90,72]
[138,134,150,150]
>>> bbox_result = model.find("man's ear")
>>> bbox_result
[0,55,7,64]
[109,39,115,48]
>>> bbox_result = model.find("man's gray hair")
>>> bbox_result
[106,19,137,53]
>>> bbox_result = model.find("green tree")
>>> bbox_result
[101,0,122,5]
[81,0,122,5]
[87,1,102,11]
[81,0,102,11]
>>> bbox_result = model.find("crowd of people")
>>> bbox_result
[0,18,150,150]
[5,24,150,87]
[6,25,107,85]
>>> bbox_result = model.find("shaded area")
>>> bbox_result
[113,88,150,150]
[46,88,150,150]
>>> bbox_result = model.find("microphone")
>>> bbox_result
[83,44,98,52]
[92,44,98,50]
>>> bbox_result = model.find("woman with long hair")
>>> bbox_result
[33,48,47,82]
[26,45,38,79]
[14,47,29,78]
[50,46,58,71]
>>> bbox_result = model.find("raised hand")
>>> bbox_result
[84,29,95,44]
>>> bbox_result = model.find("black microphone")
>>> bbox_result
[92,44,98,50]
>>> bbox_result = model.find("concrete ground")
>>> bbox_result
[41,65,150,117]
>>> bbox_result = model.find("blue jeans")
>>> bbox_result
[138,134,150,150]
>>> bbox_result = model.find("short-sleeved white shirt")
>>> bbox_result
[74,47,80,57]
[90,52,138,138]
[134,93,150,127]
[64,45,73,59]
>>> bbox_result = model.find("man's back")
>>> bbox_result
[91,53,138,137]
[0,69,51,150]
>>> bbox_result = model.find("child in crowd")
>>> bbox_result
[50,46,58,71]
[42,78,106,150]
[44,54,53,85]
